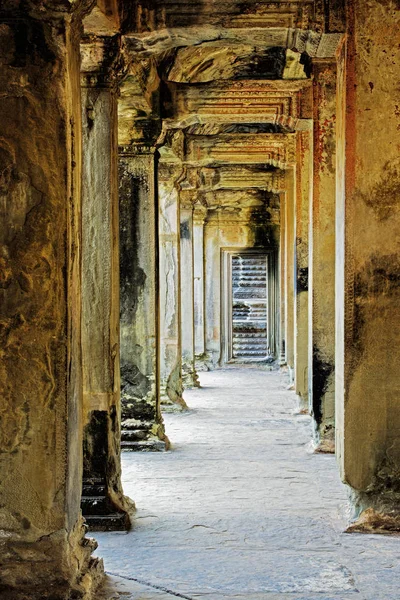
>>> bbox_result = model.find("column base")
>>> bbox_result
[160,393,189,413]
[81,477,133,532]
[312,423,335,453]
[160,379,189,412]
[182,362,201,389]
[195,352,213,371]
[295,394,309,415]
[345,488,400,534]
[0,517,104,600]
[346,508,400,534]
[313,438,335,454]
[82,410,134,532]
[121,421,170,451]
[121,438,170,451]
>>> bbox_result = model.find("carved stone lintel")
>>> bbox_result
[81,35,125,90]
[118,143,157,156]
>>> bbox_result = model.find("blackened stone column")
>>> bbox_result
[309,59,336,452]
[336,1,400,528]
[80,38,132,529]
[119,147,169,449]
[180,200,200,388]
[158,160,188,410]
[0,8,102,598]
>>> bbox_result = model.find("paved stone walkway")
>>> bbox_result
[96,367,400,600]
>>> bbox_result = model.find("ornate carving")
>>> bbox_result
[80,35,125,89]
[185,133,296,169]
[124,1,317,33]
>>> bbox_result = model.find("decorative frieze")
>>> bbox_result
[124,1,319,34]
[185,133,296,169]
[166,81,303,128]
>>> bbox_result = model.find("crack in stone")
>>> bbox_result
[106,571,195,599]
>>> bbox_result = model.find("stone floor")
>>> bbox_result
[96,367,400,600]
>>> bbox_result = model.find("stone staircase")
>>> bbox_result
[232,254,269,361]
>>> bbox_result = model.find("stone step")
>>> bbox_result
[121,439,168,452]
[83,513,130,532]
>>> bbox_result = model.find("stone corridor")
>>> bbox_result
[97,368,400,600]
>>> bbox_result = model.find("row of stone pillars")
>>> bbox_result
[280,59,336,454]
[78,38,338,532]
[118,151,206,454]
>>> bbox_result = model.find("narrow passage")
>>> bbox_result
[97,368,399,600]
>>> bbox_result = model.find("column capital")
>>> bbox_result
[311,57,338,85]
[81,35,125,90]
[193,201,208,224]
[118,143,157,157]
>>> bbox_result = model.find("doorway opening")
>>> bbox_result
[222,249,278,365]
[232,253,269,361]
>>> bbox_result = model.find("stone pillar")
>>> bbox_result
[294,131,312,410]
[309,59,336,451]
[180,202,200,388]
[284,168,296,382]
[158,161,188,410]
[336,1,400,526]
[279,193,287,364]
[80,39,132,530]
[119,148,169,450]
[0,10,102,598]
[204,211,223,367]
[193,202,209,370]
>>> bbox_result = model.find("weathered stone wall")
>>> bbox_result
[336,0,400,518]
[0,6,102,598]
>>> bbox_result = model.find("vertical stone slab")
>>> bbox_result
[204,211,223,367]
[158,161,188,410]
[294,130,312,410]
[279,193,287,364]
[193,202,209,370]
[336,1,400,521]
[0,10,102,598]
[119,148,169,449]
[309,59,336,451]
[284,169,296,382]
[80,45,132,528]
[180,203,200,388]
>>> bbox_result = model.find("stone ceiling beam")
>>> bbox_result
[123,28,343,59]
[163,80,312,132]
[178,165,286,194]
[183,133,296,170]
[188,188,282,216]
[122,1,321,33]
